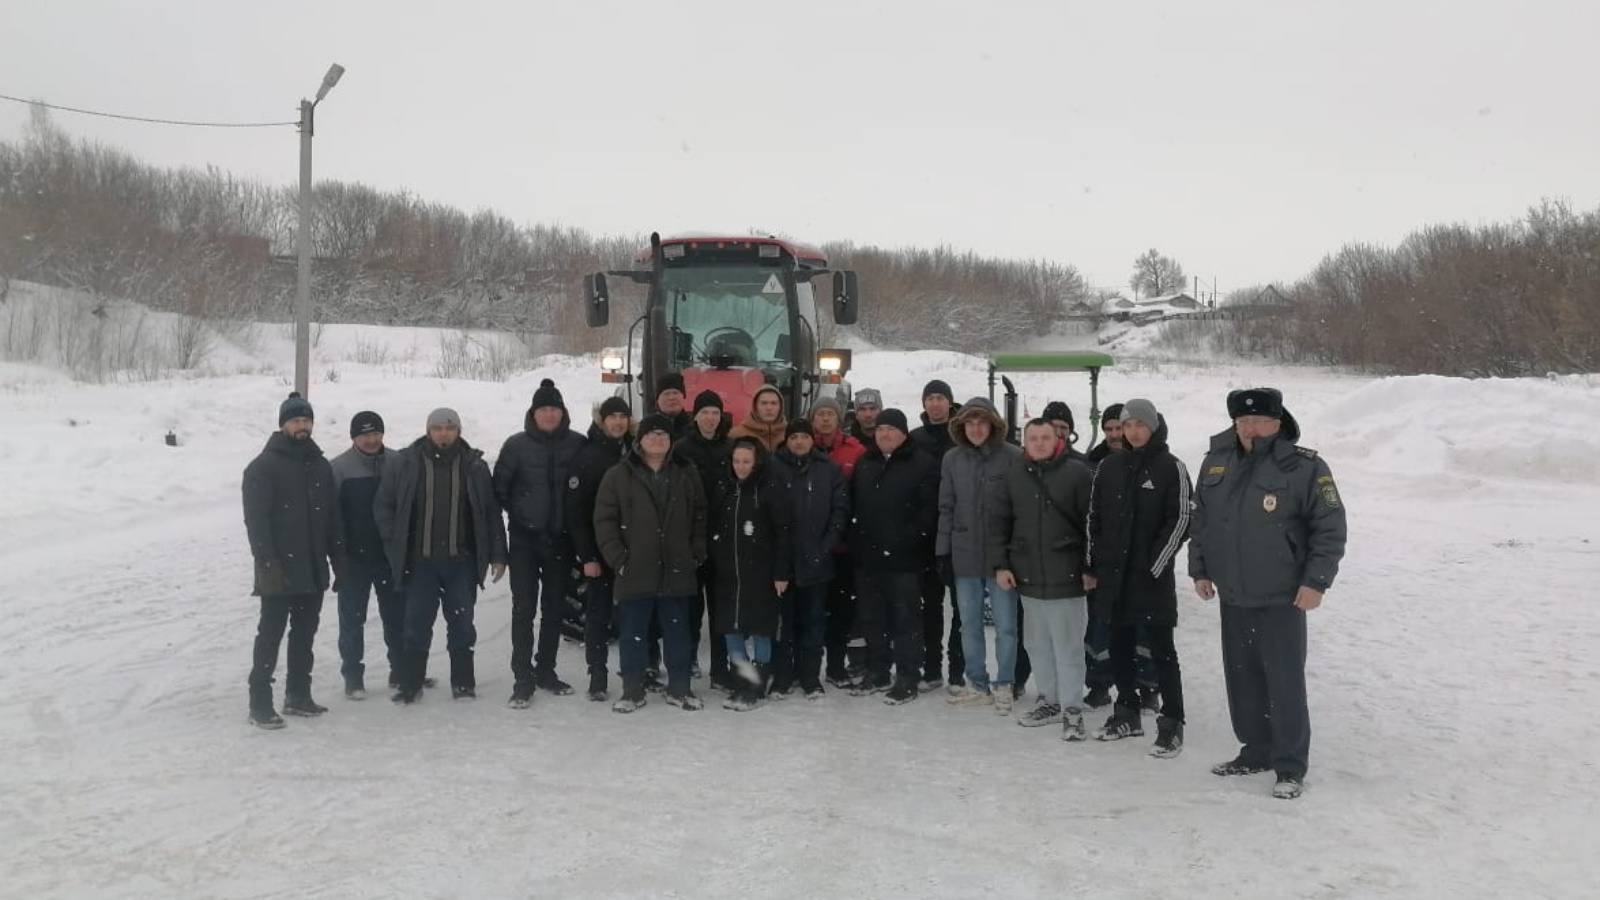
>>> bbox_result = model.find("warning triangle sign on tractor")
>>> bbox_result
[761,274,783,296]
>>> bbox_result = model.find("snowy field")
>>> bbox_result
[2,317,1599,899]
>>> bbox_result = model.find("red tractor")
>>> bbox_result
[582,233,859,422]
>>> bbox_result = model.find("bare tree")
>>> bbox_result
[1129,248,1186,298]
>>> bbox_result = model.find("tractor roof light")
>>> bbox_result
[758,243,781,259]
[818,355,843,371]
[601,355,624,372]
[663,244,686,259]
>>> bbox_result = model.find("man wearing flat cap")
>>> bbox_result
[1189,388,1348,800]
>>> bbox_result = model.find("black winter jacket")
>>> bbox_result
[987,448,1094,600]
[1085,417,1192,627]
[374,436,508,587]
[242,433,343,596]
[850,442,940,574]
[493,415,586,537]
[1188,414,1347,606]
[673,420,733,513]
[331,445,387,565]
[710,466,792,636]
[594,449,708,601]
[565,422,631,569]
[766,447,849,587]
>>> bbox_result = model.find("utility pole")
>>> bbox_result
[294,64,345,398]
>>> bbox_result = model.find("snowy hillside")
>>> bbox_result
[2,315,1598,899]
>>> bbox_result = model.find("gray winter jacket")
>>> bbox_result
[936,400,1022,578]
[1187,421,1347,607]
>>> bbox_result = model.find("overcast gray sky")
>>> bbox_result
[3,0,1596,293]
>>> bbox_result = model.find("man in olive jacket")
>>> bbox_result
[988,419,1093,736]
[373,409,508,704]
[594,413,709,713]
[1189,387,1348,800]
[241,392,344,729]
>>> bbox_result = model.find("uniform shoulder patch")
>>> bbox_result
[1207,465,1227,475]
[1294,446,1319,459]
[568,476,580,490]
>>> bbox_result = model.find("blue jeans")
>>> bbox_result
[336,560,405,679]
[955,575,1019,692]
[403,561,477,653]
[618,596,693,691]
[725,633,773,665]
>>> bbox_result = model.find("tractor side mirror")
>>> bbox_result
[583,273,610,328]
[832,270,859,325]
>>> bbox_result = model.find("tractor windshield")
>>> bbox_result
[664,265,795,370]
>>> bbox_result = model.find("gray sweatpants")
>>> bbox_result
[1020,595,1089,712]
[1220,602,1311,778]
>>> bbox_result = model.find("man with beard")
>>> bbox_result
[565,396,634,701]
[910,379,965,694]
[1189,388,1347,800]
[850,409,940,706]
[375,409,508,704]
[241,392,344,729]
[1084,399,1192,759]
[495,379,586,705]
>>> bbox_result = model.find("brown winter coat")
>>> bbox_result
[727,385,788,453]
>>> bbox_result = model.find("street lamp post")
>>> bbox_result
[294,63,345,398]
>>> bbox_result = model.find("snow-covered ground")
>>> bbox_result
[2,318,1598,899]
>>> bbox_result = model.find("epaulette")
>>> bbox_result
[1294,446,1319,459]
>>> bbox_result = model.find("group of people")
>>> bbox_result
[243,372,1346,799]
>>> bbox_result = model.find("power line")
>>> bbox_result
[0,92,296,128]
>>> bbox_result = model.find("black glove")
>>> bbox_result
[935,555,954,585]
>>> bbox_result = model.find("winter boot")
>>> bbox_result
[391,649,426,705]
[344,674,366,701]
[248,706,285,730]
[612,676,648,714]
[884,679,919,706]
[1150,716,1184,758]
[1061,710,1088,742]
[1211,753,1272,777]
[849,673,891,697]
[535,670,573,696]
[587,673,609,703]
[283,693,328,717]
[507,682,535,709]
[723,684,760,712]
[642,667,665,693]
[1096,705,1144,741]
[1272,773,1305,800]
[450,649,476,699]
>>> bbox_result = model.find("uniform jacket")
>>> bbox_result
[565,421,631,569]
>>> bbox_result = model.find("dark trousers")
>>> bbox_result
[825,554,856,678]
[858,570,923,687]
[583,574,615,688]
[509,531,569,685]
[335,561,405,681]
[248,592,324,707]
[919,568,964,683]
[1111,623,1184,722]
[1221,603,1311,778]
[1087,615,1157,691]
[697,562,728,678]
[618,595,694,692]
[773,582,828,691]
[404,561,477,653]
[1014,599,1033,692]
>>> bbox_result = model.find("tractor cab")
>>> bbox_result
[583,233,858,426]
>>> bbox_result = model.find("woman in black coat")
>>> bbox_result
[710,437,792,709]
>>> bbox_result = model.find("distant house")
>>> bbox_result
[1136,292,1201,310]
[1113,297,1136,310]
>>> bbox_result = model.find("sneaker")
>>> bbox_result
[849,676,891,697]
[587,687,609,702]
[248,707,285,730]
[1272,773,1305,800]
[612,694,647,714]
[1211,754,1272,777]
[946,685,993,707]
[804,685,825,701]
[452,685,476,700]
[883,682,918,705]
[1061,710,1087,742]
[1096,707,1144,741]
[535,673,574,696]
[1017,700,1063,727]
[665,691,705,711]
[945,682,965,697]
[992,686,1014,716]
[642,669,665,693]
[507,684,535,709]
[283,694,327,717]
[389,674,435,689]
[1083,685,1114,709]
[1150,716,1183,759]
[919,676,944,693]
